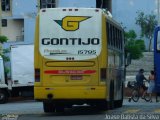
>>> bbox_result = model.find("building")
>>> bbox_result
[0,0,38,46]
[38,0,112,11]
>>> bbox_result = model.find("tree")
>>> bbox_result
[125,29,137,40]
[0,35,10,74]
[135,39,146,52]
[0,36,8,43]
[125,30,145,59]
[135,11,158,51]
[0,35,9,58]
[0,35,8,57]
[126,42,142,59]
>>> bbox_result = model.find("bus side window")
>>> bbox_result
[157,31,160,51]
[120,31,122,50]
[157,43,160,51]
[117,30,120,49]
[115,28,118,49]
[110,25,113,46]
[107,22,111,46]
[113,26,116,47]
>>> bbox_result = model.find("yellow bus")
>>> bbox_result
[34,8,127,112]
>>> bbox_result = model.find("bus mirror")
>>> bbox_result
[125,53,131,67]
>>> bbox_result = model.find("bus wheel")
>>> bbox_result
[114,83,123,108]
[55,105,65,113]
[109,81,114,110]
[0,90,8,104]
[114,100,123,108]
[96,101,108,111]
[43,102,56,113]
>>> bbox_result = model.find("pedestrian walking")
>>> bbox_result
[147,70,155,102]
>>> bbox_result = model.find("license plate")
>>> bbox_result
[70,75,82,80]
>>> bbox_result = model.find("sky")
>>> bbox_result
[112,0,157,48]
[112,0,157,32]
[58,0,96,8]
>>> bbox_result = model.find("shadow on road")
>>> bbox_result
[40,106,105,116]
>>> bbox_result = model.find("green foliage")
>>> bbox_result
[0,35,8,43]
[125,30,137,40]
[0,49,10,62]
[135,11,158,51]
[0,35,9,61]
[0,35,10,74]
[125,30,145,59]
[135,39,146,51]
[126,42,143,59]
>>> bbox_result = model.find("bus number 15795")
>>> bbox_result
[78,50,96,55]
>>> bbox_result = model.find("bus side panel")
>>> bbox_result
[105,17,125,103]
[154,27,160,93]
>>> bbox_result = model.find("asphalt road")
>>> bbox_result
[0,98,160,120]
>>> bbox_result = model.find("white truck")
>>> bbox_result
[0,56,8,103]
[0,44,34,103]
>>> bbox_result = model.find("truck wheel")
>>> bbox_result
[43,102,56,113]
[0,90,8,104]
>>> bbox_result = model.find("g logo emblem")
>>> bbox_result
[54,16,91,31]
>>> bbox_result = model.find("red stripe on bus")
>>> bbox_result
[44,70,96,74]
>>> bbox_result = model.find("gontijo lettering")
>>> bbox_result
[42,38,100,45]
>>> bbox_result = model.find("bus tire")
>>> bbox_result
[43,102,56,113]
[96,101,108,111]
[0,90,9,104]
[108,81,114,110]
[55,104,65,113]
[114,100,123,108]
[114,83,123,108]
